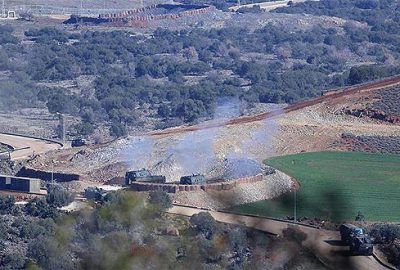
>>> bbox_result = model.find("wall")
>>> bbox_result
[0,175,41,194]
[17,167,80,182]
[129,174,264,193]
[101,4,215,25]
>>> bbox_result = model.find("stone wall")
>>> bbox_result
[129,174,263,193]
[100,4,215,24]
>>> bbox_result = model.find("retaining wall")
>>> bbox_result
[129,174,263,193]
[101,4,215,25]
[0,175,41,194]
[17,167,80,182]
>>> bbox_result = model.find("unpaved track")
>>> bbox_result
[151,76,400,137]
[0,133,61,160]
[168,205,388,270]
[229,0,316,12]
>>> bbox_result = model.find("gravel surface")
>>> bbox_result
[172,170,294,210]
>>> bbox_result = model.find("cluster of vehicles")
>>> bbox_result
[124,169,206,186]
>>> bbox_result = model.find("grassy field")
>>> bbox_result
[231,152,400,222]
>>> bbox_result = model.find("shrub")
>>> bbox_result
[190,212,217,239]
[46,185,74,207]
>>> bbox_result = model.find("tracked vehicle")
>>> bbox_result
[125,169,166,185]
[179,174,206,185]
[340,224,373,256]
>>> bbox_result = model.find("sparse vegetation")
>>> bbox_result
[341,134,400,154]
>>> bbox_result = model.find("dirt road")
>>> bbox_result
[168,205,388,270]
[229,0,317,12]
[151,76,400,137]
[0,133,62,160]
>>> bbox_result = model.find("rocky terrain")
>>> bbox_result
[172,169,294,210]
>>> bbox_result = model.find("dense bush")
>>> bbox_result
[24,198,59,219]
[370,224,400,244]
[0,196,15,215]
[190,212,217,239]
[46,184,74,207]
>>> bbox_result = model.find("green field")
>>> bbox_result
[232,152,400,222]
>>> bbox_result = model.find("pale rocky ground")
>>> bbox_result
[4,85,399,211]
[172,170,294,210]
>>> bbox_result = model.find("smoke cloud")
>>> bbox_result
[123,99,282,182]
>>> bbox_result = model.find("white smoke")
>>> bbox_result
[122,99,282,182]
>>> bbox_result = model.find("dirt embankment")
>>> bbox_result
[150,76,400,137]
[172,169,294,210]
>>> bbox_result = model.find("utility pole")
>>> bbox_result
[2,0,6,18]
[294,189,297,223]
[79,0,83,15]
[57,113,66,144]
[51,161,54,184]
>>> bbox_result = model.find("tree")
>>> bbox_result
[25,198,59,219]
[190,212,217,239]
[74,122,95,136]
[0,195,15,214]
[109,122,126,138]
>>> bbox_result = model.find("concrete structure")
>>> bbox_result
[0,175,41,194]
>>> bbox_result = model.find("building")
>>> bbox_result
[0,175,41,194]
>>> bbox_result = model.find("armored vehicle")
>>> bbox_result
[125,169,166,185]
[179,174,206,185]
[84,187,108,201]
[340,224,373,256]
[71,138,87,147]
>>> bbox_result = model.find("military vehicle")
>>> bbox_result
[340,224,373,256]
[125,169,166,185]
[179,174,206,185]
[0,151,11,161]
[71,138,87,147]
[84,187,108,201]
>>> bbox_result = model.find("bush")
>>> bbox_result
[46,184,74,207]
[190,212,217,239]
[370,224,400,244]
[109,122,127,138]
[25,198,59,219]
[0,195,15,215]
